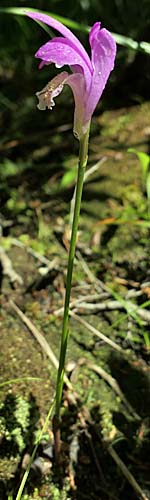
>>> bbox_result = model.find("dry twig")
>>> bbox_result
[70,298,150,323]
[108,444,149,500]
[86,360,140,420]
[53,291,109,317]
[0,246,23,286]
[70,311,123,353]
[9,300,72,391]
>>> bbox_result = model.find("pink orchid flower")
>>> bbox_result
[27,12,116,139]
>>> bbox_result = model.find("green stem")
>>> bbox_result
[55,125,90,418]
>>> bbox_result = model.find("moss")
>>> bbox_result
[21,480,71,500]
[0,395,30,452]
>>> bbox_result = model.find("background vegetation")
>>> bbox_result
[0,1,150,500]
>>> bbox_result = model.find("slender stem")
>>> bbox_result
[55,125,90,418]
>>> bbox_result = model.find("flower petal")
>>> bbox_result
[84,23,116,124]
[35,69,86,139]
[66,73,86,139]
[35,71,69,110]
[35,37,91,92]
[26,11,92,73]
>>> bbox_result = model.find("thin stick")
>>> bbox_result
[0,246,23,286]
[76,251,150,324]
[70,311,123,353]
[12,238,60,269]
[86,361,140,420]
[76,249,105,291]
[108,444,149,500]
[70,299,150,324]
[53,291,109,317]
[9,300,72,391]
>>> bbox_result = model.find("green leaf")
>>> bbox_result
[0,377,42,388]
[146,171,150,201]
[61,168,77,188]
[0,159,19,178]
[1,7,150,54]
[0,7,89,35]
[128,148,150,182]
[143,332,150,350]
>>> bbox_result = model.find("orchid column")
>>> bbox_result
[27,11,116,419]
